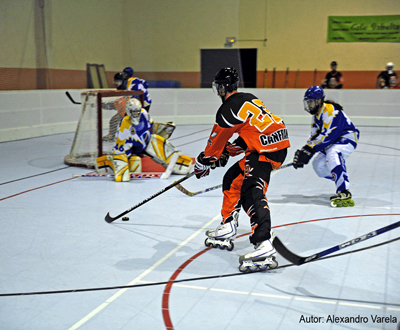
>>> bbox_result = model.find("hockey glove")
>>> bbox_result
[293,145,315,169]
[225,137,247,157]
[211,152,230,169]
[194,151,212,179]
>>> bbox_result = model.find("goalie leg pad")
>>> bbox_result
[113,154,130,182]
[173,154,193,175]
[95,155,114,174]
[151,122,176,139]
[145,134,193,174]
[129,156,142,173]
[96,154,141,179]
[146,134,176,167]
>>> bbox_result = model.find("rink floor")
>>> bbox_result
[0,124,399,330]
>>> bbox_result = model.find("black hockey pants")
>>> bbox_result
[222,149,287,245]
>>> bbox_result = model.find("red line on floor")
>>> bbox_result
[0,171,100,202]
[162,213,400,329]
[162,247,212,330]
[0,177,76,201]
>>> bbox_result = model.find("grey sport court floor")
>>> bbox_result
[0,124,399,330]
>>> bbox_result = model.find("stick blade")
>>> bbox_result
[65,91,81,104]
[105,212,115,223]
[175,183,194,197]
[273,236,304,265]
[161,153,179,180]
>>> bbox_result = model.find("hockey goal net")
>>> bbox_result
[65,90,144,168]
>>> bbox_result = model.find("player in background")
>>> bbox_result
[113,72,126,90]
[377,62,398,89]
[194,67,290,272]
[104,71,159,141]
[102,95,127,142]
[292,86,360,207]
[321,61,343,89]
[101,72,132,142]
[113,68,152,112]
[123,67,152,112]
[95,98,192,181]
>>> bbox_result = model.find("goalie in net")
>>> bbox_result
[95,98,192,182]
[65,90,192,178]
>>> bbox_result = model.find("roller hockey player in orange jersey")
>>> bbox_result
[194,67,290,272]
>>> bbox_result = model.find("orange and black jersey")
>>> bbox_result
[204,92,290,161]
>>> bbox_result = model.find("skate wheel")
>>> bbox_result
[239,264,249,273]
[226,242,234,252]
[342,201,348,207]
[204,238,212,247]
[269,259,279,269]
[259,264,268,271]
[249,264,258,272]
[331,201,337,208]
[219,244,226,250]
[349,200,355,207]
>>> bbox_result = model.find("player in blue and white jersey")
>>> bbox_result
[292,86,360,207]
[113,67,153,112]
[123,67,152,112]
[96,98,192,182]
[113,99,153,159]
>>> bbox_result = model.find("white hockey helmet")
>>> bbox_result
[126,98,142,125]
[386,62,394,74]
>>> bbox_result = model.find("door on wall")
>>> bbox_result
[200,49,257,88]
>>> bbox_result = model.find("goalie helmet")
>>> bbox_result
[212,67,239,101]
[126,98,142,125]
[304,86,325,115]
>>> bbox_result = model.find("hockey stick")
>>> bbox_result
[273,219,400,265]
[104,171,196,223]
[276,162,293,171]
[73,173,162,179]
[175,182,222,197]
[65,91,81,105]
[160,152,179,180]
[175,162,294,197]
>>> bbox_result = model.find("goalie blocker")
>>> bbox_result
[96,134,193,182]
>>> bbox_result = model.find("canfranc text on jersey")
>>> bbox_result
[259,128,289,146]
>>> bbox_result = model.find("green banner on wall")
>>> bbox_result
[328,15,400,42]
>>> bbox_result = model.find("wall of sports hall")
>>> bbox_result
[0,0,399,142]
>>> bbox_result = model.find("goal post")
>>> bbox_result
[65,90,144,168]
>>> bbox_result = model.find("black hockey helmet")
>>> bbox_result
[114,72,124,81]
[212,67,239,97]
[113,72,126,90]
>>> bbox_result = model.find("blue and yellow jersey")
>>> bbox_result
[127,77,152,107]
[307,102,359,152]
[113,110,153,157]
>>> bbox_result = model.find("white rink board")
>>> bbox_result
[0,88,399,142]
